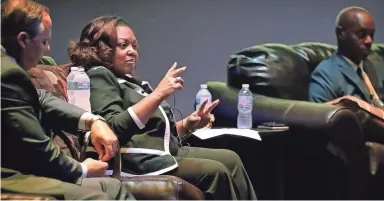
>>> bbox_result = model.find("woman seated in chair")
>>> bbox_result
[68,15,256,200]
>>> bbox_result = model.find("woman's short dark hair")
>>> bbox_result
[68,16,129,70]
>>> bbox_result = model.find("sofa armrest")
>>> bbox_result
[121,175,205,200]
[208,81,353,129]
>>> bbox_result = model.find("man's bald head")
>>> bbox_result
[335,6,375,62]
[335,7,373,30]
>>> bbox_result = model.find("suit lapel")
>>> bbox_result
[334,52,372,101]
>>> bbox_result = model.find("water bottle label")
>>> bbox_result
[73,81,90,90]
[67,82,76,90]
[239,96,252,106]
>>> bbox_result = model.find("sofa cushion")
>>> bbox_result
[228,42,384,101]
[228,43,309,100]
[291,42,336,72]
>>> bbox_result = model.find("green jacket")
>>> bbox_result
[87,66,180,176]
[1,50,84,183]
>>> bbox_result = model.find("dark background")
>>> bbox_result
[36,0,384,118]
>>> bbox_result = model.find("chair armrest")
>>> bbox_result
[81,133,205,200]
[121,175,205,200]
[80,132,122,179]
[0,193,56,200]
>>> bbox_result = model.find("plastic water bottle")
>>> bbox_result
[67,67,78,104]
[237,84,253,129]
[195,84,212,111]
[72,67,91,112]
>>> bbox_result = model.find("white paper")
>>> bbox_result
[192,128,261,141]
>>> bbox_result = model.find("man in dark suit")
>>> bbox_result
[1,0,134,200]
[309,6,384,107]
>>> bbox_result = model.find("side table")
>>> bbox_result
[186,127,289,200]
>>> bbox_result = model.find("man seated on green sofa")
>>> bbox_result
[309,6,383,108]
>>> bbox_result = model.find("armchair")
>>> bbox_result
[207,81,367,199]
[1,60,204,200]
[207,42,384,199]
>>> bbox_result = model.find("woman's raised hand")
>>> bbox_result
[153,62,187,100]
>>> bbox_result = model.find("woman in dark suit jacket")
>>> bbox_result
[68,16,256,200]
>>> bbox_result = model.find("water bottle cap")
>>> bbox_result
[200,84,207,89]
[242,84,250,88]
[78,68,85,72]
[70,67,79,71]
